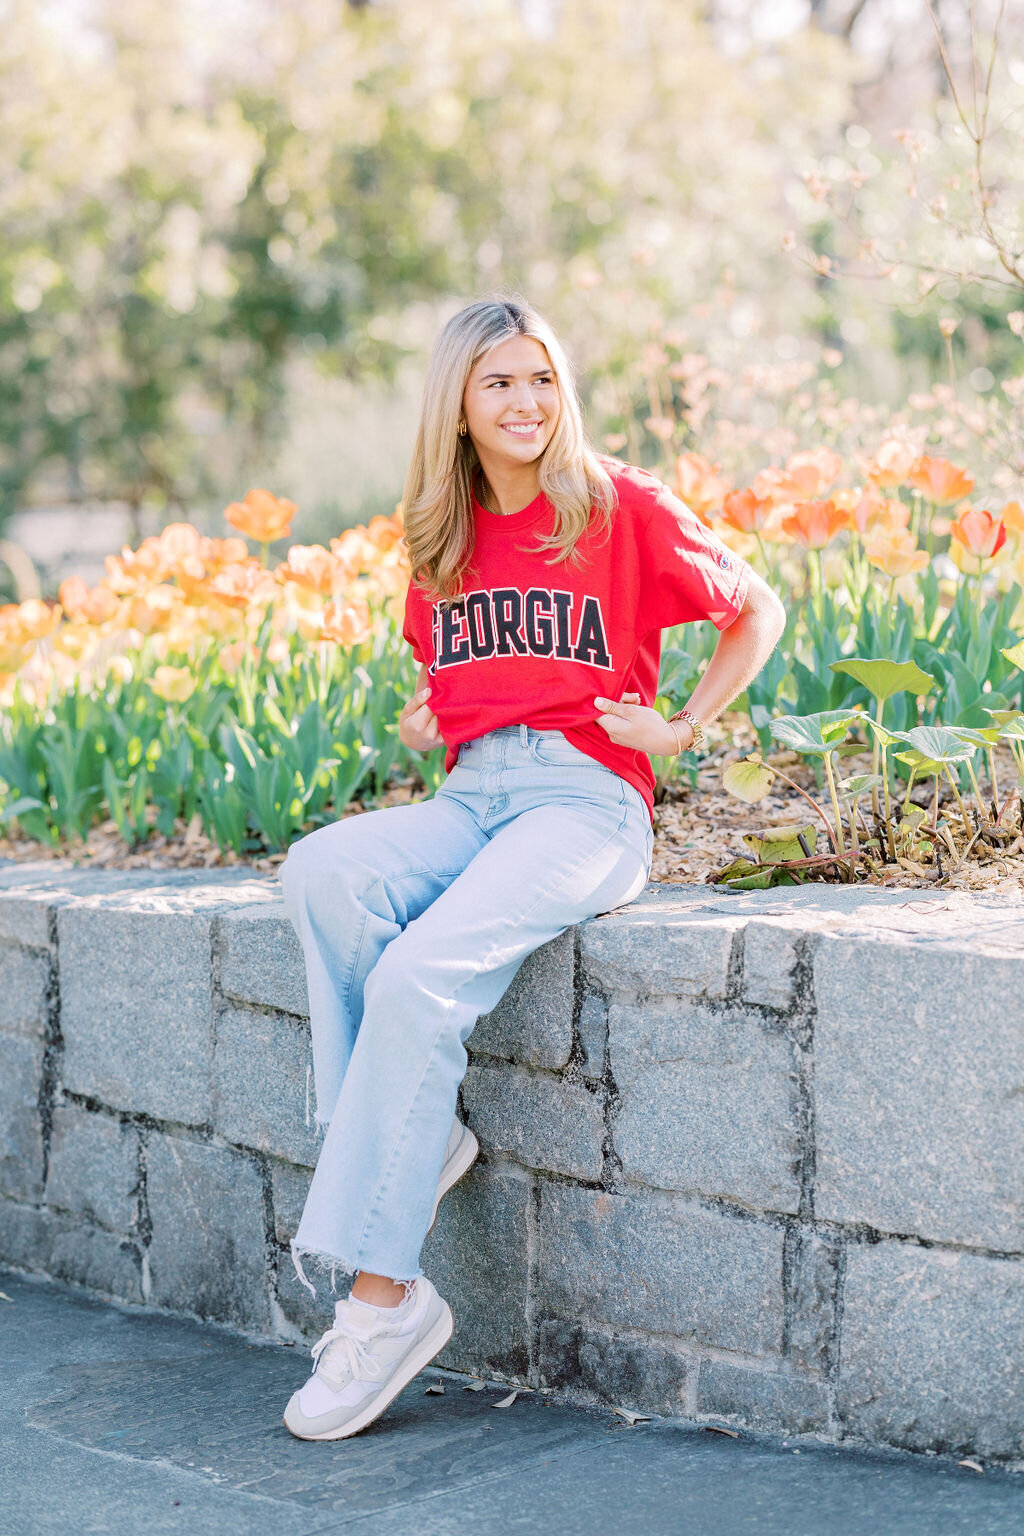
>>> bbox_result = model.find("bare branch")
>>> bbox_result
[924,0,975,140]
[969,0,980,135]
[980,0,1007,140]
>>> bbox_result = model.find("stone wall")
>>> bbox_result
[1,863,1022,1462]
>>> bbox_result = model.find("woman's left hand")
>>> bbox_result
[593,693,688,754]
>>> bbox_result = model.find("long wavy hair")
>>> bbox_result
[401,294,617,606]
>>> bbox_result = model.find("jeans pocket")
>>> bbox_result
[530,732,593,768]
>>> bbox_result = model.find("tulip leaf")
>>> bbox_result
[829,657,935,703]
[0,796,45,825]
[1000,640,1024,671]
[890,725,976,765]
[769,710,858,757]
[742,824,818,863]
[722,756,776,804]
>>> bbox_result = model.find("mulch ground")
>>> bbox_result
[3,713,1022,894]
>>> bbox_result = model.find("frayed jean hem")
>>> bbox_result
[289,1238,422,1304]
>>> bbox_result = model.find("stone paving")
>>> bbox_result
[1,1268,1021,1536]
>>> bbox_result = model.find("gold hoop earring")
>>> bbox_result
[457,419,467,437]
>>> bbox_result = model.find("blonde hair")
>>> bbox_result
[401,294,616,606]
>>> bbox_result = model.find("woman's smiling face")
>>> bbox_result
[462,334,560,467]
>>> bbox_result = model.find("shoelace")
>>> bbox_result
[311,1317,384,1388]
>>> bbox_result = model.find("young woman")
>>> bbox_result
[279,295,785,1441]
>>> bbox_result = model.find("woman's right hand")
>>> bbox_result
[398,686,442,754]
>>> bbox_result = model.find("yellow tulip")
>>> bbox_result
[147,666,196,703]
[864,529,930,578]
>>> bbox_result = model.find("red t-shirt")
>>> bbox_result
[401,456,751,823]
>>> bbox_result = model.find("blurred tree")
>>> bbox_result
[0,0,860,530]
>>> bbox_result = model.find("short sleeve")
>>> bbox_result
[402,582,427,664]
[638,476,750,632]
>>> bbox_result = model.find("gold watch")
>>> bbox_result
[668,707,705,755]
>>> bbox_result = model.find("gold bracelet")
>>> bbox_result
[668,707,705,755]
[668,719,688,756]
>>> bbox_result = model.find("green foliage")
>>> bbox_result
[0,0,856,524]
[829,657,934,705]
[0,613,449,854]
[769,710,858,757]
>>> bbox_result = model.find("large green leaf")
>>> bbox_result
[950,726,1001,747]
[891,726,976,766]
[1001,640,1024,670]
[837,773,882,798]
[722,756,775,804]
[769,710,858,757]
[830,657,935,703]
[742,824,818,863]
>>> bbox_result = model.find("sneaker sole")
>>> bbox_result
[427,1126,479,1234]
[283,1300,455,1441]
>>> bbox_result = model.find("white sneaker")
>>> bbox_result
[283,1275,454,1441]
[428,1116,479,1233]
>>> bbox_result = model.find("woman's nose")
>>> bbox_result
[511,383,538,411]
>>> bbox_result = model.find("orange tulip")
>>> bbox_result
[863,439,918,488]
[950,506,1007,560]
[14,599,61,641]
[779,448,842,499]
[321,595,372,647]
[104,542,168,594]
[58,577,119,626]
[721,488,771,535]
[0,606,31,672]
[847,490,911,537]
[126,585,180,634]
[750,466,792,505]
[277,544,347,597]
[224,489,296,544]
[199,536,250,569]
[364,512,404,552]
[864,528,930,578]
[153,523,203,566]
[780,499,849,549]
[205,562,279,609]
[673,452,729,522]
[908,456,974,505]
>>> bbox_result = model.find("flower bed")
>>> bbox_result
[0,442,1022,890]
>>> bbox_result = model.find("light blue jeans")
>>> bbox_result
[279,723,653,1294]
